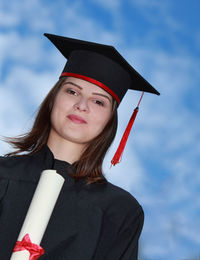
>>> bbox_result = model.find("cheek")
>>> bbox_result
[52,95,70,115]
[50,98,66,125]
[91,110,112,132]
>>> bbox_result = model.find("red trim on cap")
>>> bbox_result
[61,72,120,104]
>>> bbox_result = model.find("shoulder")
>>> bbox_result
[105,181,143,214]
[84,181,143,218]
[0,154,25,170]
[0,145,54,182]
[0,155,29,179]
[88,181,144,234]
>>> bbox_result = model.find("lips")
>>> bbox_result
[67,114,87,124]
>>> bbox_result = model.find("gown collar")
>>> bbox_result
[33,145,76,185]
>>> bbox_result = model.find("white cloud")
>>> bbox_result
[0,32,45,71]
[60,2,122,45]
[0,10,20,27]
[104,143,146,194]
[0,0,54,31]
[130,0,181,31]
[91,0,122,10]
[0,83,28,155]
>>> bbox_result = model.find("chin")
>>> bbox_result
[61,133,91,145]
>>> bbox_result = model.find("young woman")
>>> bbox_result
[0,33,159,260]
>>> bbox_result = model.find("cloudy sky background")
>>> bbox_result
[0,0,200,259]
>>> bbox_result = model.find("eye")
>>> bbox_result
[93,99,104,107]
[66,88,78,96]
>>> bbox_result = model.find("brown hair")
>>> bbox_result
[5,77,118,184]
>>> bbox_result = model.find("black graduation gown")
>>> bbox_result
[0,145,144,260]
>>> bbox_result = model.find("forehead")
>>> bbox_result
[63,77,112,97]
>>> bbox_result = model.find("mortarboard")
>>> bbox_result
[44,33,160,165]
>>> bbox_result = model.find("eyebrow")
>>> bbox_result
[63,81,82,89]
[63,81,112,103]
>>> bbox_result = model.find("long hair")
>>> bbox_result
[5,77,118,184]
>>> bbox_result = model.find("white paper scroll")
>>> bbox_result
[10,169,65,260]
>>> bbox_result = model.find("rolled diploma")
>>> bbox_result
[10,169,65,260]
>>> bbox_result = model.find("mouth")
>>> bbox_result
[67,114,87,124]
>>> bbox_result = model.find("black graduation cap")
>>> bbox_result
[44,33,159,104]
[44,33,160,165]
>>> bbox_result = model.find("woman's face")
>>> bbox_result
[50,77,113,145]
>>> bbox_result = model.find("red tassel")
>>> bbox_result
[111,92,144,166]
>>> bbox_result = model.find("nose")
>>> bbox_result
[74,97,89,112]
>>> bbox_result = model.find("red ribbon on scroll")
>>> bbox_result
[13,234,45,260]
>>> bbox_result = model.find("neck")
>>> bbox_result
[47,129,86,164]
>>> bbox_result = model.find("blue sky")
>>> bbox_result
[0,0,200,259]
